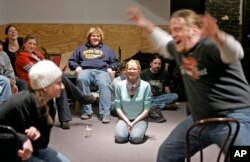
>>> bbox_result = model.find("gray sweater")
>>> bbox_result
[0,51,15,80]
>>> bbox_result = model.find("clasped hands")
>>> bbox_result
[18,126,41,161]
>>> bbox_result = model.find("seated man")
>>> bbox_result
[68,27,120,123]
[0,40,18,99]
[141,54,179,123]
[15,34,96,129]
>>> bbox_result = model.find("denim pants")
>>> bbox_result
[157,107,250,162]
[26,147,70,162]
[76,69,111,116]
[151,93,178,109]
[115,119,148,143]
[0,75,11,104]
[56,75,84,122]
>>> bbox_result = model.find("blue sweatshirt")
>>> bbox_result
[68,43,120,71]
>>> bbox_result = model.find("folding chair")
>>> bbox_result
[185,117,240,162]
[0,124,22,162]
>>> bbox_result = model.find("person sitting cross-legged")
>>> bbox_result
[141,54,179,123]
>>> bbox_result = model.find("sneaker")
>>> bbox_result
[163,103,178,110]
[148,107,167,123]
[60,122,70,129]
[155,108,164,118]
[101,115,111,123]
[79,95,96,105]
[81,114,92,120]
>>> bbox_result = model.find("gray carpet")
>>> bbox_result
[50,102,220,162]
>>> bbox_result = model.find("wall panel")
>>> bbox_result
[0,24,168,61]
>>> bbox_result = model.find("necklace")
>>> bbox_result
[127,79,140,92]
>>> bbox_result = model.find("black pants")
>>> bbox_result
[56,75,84,122]
[16,78,28,91]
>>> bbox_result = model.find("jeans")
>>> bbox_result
[0,75,11,104]
[157,107,250,162]
[27,147,70,162]
[56,75,84,122]
[77,69,111,116]
[151,93,178,109]
[115,119,148,144]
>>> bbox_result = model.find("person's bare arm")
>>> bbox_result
[116,108,130,124]
[131,109,149,126]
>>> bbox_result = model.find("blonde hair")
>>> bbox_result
[126,59,141,72]
[171,9,203,29]
[35,90,53,125]
[86,27,104,43]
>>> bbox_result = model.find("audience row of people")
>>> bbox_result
[1,25,97,129]
[1,24,180,125]
[0,22,180,161]
[2,5,250,161]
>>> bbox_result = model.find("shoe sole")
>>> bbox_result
[148,118,167,123]
[102,118,111,123]
[60,123,70,129]
[81,115,92,120]
[81,117,91,120]
[102,120,111,123]
[61,125,70,129]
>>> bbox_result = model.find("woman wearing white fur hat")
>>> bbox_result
[0,60,70,162]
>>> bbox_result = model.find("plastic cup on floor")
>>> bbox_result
[85,125,92,138]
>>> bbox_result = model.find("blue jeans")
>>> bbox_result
[157,107,250,162]
[0,75,11,104]
[76,69,111,116]
[115,119,148,144]
[27,147,70,162]
[151,93,178,109]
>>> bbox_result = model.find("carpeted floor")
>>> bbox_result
[50,102,220,162]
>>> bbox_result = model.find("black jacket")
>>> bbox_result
[0,91,56,150]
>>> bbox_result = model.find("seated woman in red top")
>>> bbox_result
[15,36,44,88]
[15,34,96,129]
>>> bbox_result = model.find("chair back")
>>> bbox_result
[0,125,22,162]
[185,117,240,162]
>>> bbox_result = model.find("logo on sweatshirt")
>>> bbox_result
[83,49,103,59]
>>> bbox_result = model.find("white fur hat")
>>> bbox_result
[29,60,62,90]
